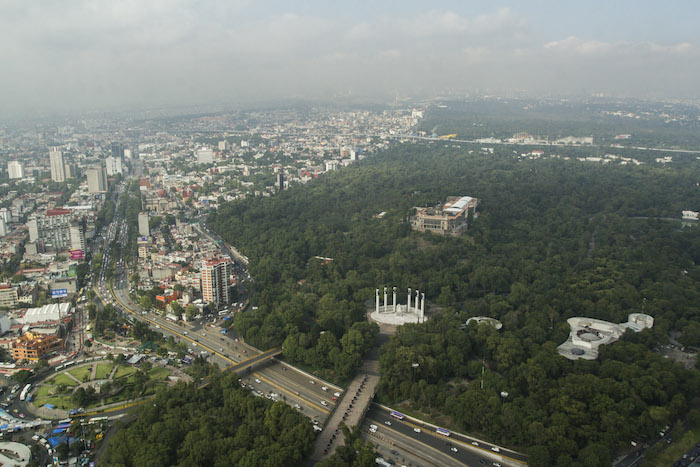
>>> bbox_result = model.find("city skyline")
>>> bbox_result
[1,1,699,117]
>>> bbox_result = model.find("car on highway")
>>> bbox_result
[450,447,458,453]
[471,441,479,446]
[413,428,421,433]
[255,379,261,384]
[309,380,315,385]
[321,386,328,391]
[321,400,328,406]
[334,392,341,397]
[384,421,391,425]
[294,404,301,409]
[491,447,500,452]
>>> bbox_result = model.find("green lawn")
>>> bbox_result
[113,366,137,380]
[46,373,79,387]
[33,385,55,398]
[94,363,115,380]
[147,367,172,382]
[38,395,78,410]
[68,366,93,382]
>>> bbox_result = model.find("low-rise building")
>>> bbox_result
[12,332,63,361]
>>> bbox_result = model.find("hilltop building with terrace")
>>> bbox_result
[410,196,478,236]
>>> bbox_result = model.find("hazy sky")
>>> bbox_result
[2,1,699,116]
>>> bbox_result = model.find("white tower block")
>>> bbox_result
[393,287,397,313]
[376,288,380,313]
[421,292,425,323]
[407,288,412,313]
[384,287,388,312]
[415,290,420,314]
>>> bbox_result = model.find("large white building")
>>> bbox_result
[7,161,24,180]
[22,303,73,324]
[196,148,214,164]
[87,166,108,193]
[49,148,66,183]
[105,156,123,176]
[201,256,233,309]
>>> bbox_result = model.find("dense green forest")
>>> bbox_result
[211,142,700,464]
[100,372,315,466]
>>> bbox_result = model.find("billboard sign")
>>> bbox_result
[137,237,150,244]
[70,249,84,259]
[51,289,68,298]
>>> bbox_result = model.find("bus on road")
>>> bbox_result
[436,427,451,437]
[390,411,405,420]
[19,384,31,401]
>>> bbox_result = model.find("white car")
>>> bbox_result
[385,421,392,426]
[450,447,458,453]
[321,401,328,406]
[471,441,479,446]
[413,428,421,433]
[333,392,341,397]
[321,386,328,391]
[294,404,301,409]
[369,424,378,430]
[491,447,501,452]
[254,379,261,384]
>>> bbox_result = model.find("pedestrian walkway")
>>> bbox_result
[310,369,380,461]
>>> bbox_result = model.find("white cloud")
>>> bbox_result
[544,36,693,57]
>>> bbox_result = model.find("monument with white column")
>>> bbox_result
[371,285,429,325]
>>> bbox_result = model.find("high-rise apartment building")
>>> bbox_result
[276,173,285,192]
[201,256,233,309]
[27,208,81,251]
[86,166,107,193]
[7,161,24,179]
[49,148,66,183]
[105,156,123,176]
[110,142,124,159]
[138,212,150,237]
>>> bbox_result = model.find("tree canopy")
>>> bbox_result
[100,372,315,466]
